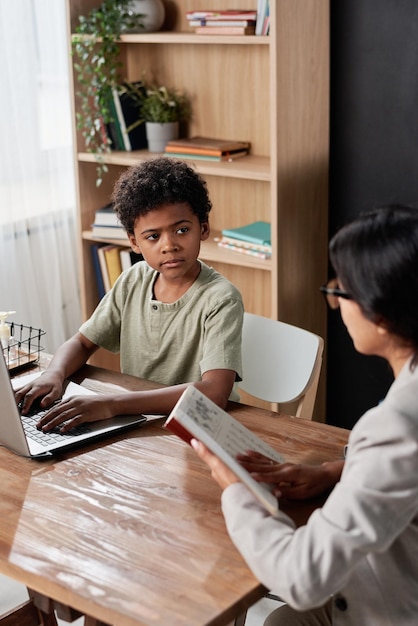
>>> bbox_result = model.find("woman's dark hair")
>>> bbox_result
[329,204,418,363]
[112,157,212,234]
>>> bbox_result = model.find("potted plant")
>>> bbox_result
[140,84,191,152]
[72,0,146,185]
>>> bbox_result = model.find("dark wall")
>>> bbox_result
[327,0,418,429]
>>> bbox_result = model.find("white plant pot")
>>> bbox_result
[146,121,179,153]
[124,0,165,33]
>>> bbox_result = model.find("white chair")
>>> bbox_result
[239,312,324,420]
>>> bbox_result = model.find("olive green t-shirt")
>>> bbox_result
[80,261,243,400]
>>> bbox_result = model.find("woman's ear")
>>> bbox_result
[201,221,210,241]
[375,319,389,335]
[128,233,141,255]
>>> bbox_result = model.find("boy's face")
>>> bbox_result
[128,203,209,280]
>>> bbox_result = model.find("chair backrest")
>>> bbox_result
[239,313,324,420]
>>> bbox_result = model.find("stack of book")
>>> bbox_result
[165,136,250,162]
[216,221,272,260]
[186,9,257,35]
[91,204,128,240]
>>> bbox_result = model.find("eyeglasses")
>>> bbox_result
[320,278,353,310]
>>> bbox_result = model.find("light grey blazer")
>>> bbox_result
[222,358,418,625]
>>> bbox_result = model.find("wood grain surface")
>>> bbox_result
[1,359,348,626]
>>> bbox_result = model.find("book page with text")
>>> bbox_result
[174,386,284,462]
[166,386,284,517]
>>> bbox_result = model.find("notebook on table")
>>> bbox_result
[0,353,147,458]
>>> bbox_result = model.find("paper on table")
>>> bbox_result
[12,372,96,398]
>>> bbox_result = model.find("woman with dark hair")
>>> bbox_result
[192,205,418,625]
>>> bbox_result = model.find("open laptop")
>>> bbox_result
[0,353,147,458]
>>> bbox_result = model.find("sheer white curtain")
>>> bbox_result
[0,1,81,352]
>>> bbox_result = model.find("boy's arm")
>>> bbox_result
[193,368,237,408]
[104,368,236,416]
[34,368,237,433]
[15,332,98,413]
[101,368,235,416]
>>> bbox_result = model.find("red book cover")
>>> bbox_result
[194,25,255,35]
[165,416,193,445]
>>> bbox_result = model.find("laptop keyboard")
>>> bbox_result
[20,408,91,447]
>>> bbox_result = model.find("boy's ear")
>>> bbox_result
[200,221,210,241]
[128,233,141,254]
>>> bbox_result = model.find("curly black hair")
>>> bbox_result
[111,157,212,235]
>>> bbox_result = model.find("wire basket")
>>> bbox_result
[2,322,46,371]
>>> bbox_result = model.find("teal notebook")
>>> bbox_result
[221,221,271,246]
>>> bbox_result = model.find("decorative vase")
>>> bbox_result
[125,0,165,33]
[146,121,179,153]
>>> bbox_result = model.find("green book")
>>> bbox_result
[221,221,271,246]
[107,91,125,150]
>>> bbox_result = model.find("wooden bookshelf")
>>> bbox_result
[67,0,330,417]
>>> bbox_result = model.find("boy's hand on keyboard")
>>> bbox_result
[36,394,115,433]
[15,373,64,415]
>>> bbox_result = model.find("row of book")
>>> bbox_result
[216,221,272,260]
[105,82,147,152]
[256,0,270,36]
[185,5,269,36]
[164,136,250,162]
[91,244,143,299]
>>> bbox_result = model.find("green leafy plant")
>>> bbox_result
[140,84,191,124]
[72,0,145,186]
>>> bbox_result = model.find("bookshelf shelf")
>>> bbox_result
[118,32,270,45]
[68,0,329,416]
[82,231,129,246]
[77,151,271,182]
[72,32,270,46]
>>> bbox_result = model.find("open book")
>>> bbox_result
[164,386,285,517]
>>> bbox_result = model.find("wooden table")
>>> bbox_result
[1,360,349,626]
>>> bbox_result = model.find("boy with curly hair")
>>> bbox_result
[16,158,243,431]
